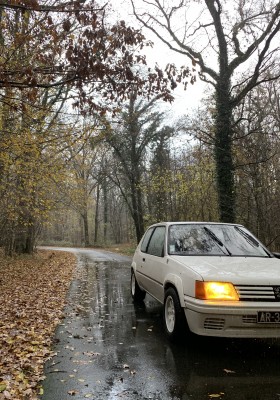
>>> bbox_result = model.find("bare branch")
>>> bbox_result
[0,1,106,13]
[234,151,278,169]
[231,17,280,107]
[229,2,280,74]
[130,0,219,82]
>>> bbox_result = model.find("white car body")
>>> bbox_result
[131,222,280,338]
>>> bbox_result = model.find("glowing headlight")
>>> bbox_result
[195,281,239,301]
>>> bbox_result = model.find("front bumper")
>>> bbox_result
[184,297,280,338]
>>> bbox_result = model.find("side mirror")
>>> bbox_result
[273,252,280,259]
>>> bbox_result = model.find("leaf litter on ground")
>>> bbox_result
[0,249,76,400]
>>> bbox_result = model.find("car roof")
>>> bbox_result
[149,221,243,228]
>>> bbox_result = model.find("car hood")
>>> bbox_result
[171,256,280,285]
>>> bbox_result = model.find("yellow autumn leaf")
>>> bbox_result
[0,384,7,393]
[209,393,225,398]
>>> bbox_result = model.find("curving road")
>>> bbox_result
[41,248,280,400]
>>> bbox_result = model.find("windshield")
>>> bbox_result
[168,224,270,257]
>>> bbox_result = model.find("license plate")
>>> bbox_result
[257,311,280,324]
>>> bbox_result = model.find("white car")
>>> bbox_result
[131,222,280,340]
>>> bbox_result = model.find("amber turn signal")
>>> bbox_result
[195,281,239,301]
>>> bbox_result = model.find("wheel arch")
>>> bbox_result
[131,262,137,272]
[164,274,185,307]
[131,266,146,301]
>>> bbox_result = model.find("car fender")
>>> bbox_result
[164,273,185,307]
[131,261,137,272]
[131,260,146,292]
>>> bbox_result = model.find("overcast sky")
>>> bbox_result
[110,0,208,120]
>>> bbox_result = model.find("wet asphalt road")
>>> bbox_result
[41,248,280,400]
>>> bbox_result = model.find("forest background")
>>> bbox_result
[1,0,280,256]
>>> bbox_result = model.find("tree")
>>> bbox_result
[102,92,173,242]
[0,0,175,113]
[0,0,184,254]
[147,126,172,221]
[131,0,280,222]
[144,141,219,223]
[62,124,99,247]
[0,92,67,255]
[233,81,280,248]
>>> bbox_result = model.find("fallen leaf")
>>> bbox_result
[116,390,129,397]
[0,251,76,400]
[3,391,12,399]
[223,369,236,374]
[68,389,78,395]
[83,351,100,357]
[73,334,82,339]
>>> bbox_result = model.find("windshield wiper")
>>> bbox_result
[234,226,259,247]
[234,226,272,257]
[204,227,232,256]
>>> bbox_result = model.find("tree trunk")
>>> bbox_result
[24,222,36,254]
[131,175,145,243]
[82,211,90,247]
[94,182,100,244]
[136,184,145,239]
[103,178,108,243]
[214,81,235,222]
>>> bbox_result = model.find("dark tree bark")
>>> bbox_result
[94,181,100,244]
[82,211,90,247]
[103,178,109,243]
[214,86,235,221]
[130,169,145,243]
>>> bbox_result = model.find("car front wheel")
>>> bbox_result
[131,270,146,302]
[164,287,187,341]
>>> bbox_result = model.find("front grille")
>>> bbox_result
[235,285,280,301]
[243,315,257,323]
[204,317,225,330]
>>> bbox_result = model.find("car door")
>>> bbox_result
[134,227,154,289]
[140,225,166,303]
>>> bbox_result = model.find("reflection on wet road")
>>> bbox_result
[41,249,280,400]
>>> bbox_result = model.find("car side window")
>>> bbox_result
[147,226,166,257]
[140,228,154,253]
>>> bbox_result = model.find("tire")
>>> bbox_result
[164,287,187,341]
[131,270,146,302]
